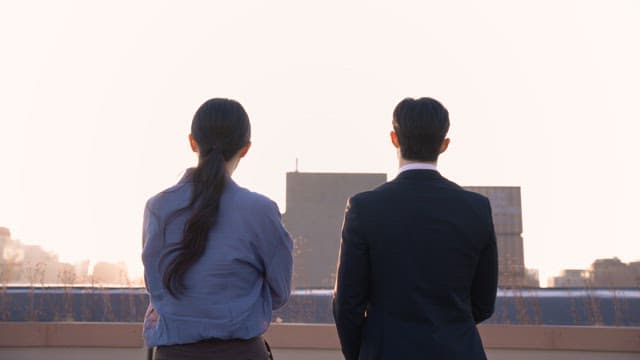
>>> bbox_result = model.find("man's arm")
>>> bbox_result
[332,196,370,360]
[471,198,499,323]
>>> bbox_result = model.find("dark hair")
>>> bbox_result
[392,97,450,162]
[162,98,251,298]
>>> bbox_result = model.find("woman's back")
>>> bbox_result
[143,171,292,346]
[141,99,293,356]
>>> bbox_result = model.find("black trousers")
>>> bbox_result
[154,336,271,360]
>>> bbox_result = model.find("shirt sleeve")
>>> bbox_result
[142,202,154,293]
[142,200,162,294]
[261,201,294,310]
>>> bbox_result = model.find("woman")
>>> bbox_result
[142,98,293,359]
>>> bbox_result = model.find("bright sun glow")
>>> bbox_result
[1,1,639,285]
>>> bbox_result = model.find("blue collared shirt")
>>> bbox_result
[142,169,293,347]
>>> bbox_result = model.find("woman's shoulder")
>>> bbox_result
[227,181,280,214]
[145,179,191,215]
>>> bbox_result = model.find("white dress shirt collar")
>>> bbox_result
[398,162,438,174]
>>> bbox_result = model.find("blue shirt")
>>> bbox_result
[142,169,293,347]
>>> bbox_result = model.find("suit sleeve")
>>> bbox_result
[471,198,499,323]
[332,196,370,360]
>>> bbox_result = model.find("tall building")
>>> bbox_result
[0,227,10,240]
[464,186,537,287]
[282,172,387,289]
[282,172,535,289]
[0,227,10,261]
[0,227,12,284]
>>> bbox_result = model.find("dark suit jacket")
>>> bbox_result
[333,169,498,360]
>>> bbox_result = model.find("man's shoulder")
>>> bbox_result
[438,178,492,211]
[450,183,491,203]
[438,177,491,204]
[349,181,394,203]
[352,175,491,207]
[347,180,412,212]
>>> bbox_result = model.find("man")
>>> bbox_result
[333,97,498,359]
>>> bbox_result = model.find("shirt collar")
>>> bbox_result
[398,162,438,174]
[178,167,237,187]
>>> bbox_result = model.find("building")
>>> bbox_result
[91,261,129,285]
[590,258,639,288]
[549,269,589,288]
[282,172,536,289]
[0,227,12,261]
[630,262,640,283]
[465,186,538,287]
[0,226,90,285]
[0,227,10,241]
[282,172,387,289]
[549,258,640,288]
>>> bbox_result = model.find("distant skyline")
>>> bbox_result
[1,1,639,286]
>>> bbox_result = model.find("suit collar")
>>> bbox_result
[394,169,443,182]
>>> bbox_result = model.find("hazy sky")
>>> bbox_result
[1,1,639,285]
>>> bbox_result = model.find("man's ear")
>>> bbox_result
[189,134,199,153]
[439,138,450,154]
[390,131,400,148]
[239,141,252,158]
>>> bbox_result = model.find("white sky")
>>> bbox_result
[1,1,639,286]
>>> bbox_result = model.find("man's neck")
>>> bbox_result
[398,158,437,169]
[398,159,438,174]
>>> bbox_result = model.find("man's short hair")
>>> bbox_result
[393,97,450,162]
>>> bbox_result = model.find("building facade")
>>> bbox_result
[282,172,536,289]
[282,172,387,289]
[590,258,640,288]
[549,269,589,288]
[550,258,640,288]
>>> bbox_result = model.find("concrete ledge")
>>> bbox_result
[479,325,640,353]
[265,323,340,349]
[0,322,639,353]
[0,322,142,348]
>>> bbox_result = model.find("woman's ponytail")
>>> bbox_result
[162,99,250,298]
